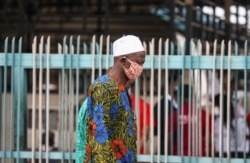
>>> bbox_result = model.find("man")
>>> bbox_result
[76,35,146,163]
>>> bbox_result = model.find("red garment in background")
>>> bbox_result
[247,112,250,124]
[168,102,211,156]
[131,95,151,154]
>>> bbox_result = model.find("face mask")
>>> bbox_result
[123,58,143,80]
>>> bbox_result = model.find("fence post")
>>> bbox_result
[13,67,28,162]
[13,38,28,162]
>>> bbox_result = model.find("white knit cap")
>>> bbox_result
[113,35,144,56]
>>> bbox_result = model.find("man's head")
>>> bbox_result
[113,35,145,57]
[112,35,146,82]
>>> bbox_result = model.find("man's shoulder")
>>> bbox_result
[90,74,118,93]
[90,75,110,88]
[92,74,108,82]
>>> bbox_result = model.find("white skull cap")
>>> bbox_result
[113,35,145,56]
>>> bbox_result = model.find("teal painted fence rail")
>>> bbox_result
[0,35,250,163]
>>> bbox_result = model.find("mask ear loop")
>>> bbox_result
[123,57,132,63]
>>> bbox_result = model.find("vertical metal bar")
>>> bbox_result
[197,40,202,157]
[91,35,96,83]
[142,41,147,156]
[38,36,44,163]
[192,40,195,157]
[205,41,210,157]
[176,65,181,156]
[31,36,37,163]
[170,41,175,155]
[58,43,62,152]
[234,41,239,159]
[142,73,147,154]
[243,40,248,160]
[61,36,67,163]
[149,38,154,163]
[21,39,27,163]
[10,37,16,161]
[16,37,23,163]
[194,40,200,157]
[192,40,196,157]
[75,36,80,150]
[156,38,162,163]
[99,35,103,76]
[135,78,140,155]
[176,41,181,156]
[219,40,225,160]
[106,35,110,70]
[83,43,88,96]
[64,45,69,153]
[192,55,196,158]
[45,36,51,163]
[58,43,62,54]
[211,40,217,162]
[226,41,232,162]
[180,39,185,158]
[188,39,194,159]
[68,36,73,162]
[2,37,8,163]
[188,39,192,157]
[164,39,169,163]
[15,37,20,163]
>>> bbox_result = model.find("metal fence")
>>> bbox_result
[1,35,250,163]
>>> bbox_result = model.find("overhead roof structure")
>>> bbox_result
[0,0,249,52]
[194,0,249,6]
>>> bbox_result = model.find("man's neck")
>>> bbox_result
[109,68,129,87]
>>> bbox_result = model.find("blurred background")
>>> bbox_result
[0,0,249,53]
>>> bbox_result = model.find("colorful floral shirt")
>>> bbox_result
[81,74,137,163]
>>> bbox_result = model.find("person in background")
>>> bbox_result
[167,84,211,156]
[130,83,151,154]
[153,73,178,155]
[76,35,146,162]
[214,94,249,158]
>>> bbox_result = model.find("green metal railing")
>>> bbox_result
[1,35,250,163]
